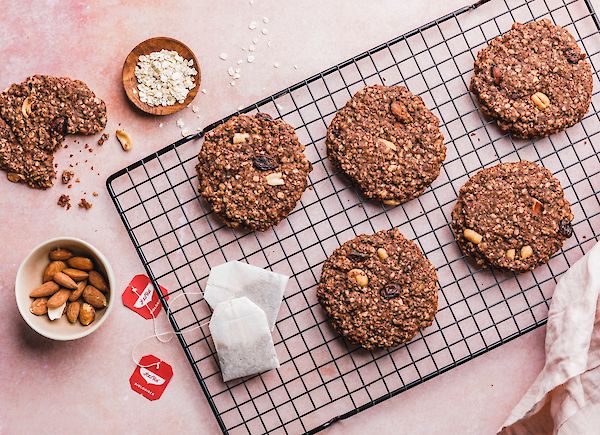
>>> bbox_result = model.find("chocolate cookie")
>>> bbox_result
[452,161,574,272]
[326,85,445,205]
[197,113,312,231]
[0,75,107,189]
[317,228,439,349]
[470,19,592,138]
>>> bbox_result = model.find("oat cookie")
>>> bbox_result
[196,113,312,231]
[452,161,574,272]
[0,75,107,188]
[317,228,439,349]
[470,19,593,138]
[326,85,445,205]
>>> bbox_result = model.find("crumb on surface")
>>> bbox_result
[57,194,71,210]
[97,133,109,146]
[61,170,74,184]
[78,198,92,209]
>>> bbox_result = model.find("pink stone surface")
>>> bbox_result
[0,0,593,433]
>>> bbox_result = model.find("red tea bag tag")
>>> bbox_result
[129,355,173,401]
[122,275,169,319]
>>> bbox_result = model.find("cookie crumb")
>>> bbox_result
[92,192,98,197]
[97,133,109,146]
[57,194,71,210]
[78,198,92,209]
[61,170,74,184]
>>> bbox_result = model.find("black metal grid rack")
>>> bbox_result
[107,0,600,432]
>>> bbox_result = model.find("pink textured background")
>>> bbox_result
[1,0,593,433]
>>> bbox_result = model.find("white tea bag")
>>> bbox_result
[209,297,279,382]
[204,261,288,331]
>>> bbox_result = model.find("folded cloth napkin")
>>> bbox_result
[500,241,600,435]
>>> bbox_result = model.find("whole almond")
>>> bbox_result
[83,285,107,309]
[30,281,60,298]
[66,301,80,323]
[30,298,49,315]
[49,248,73,261]
[43,261,66,283]
[88,270,109,292]
[62,268,89,281]
[53,272,78,289]
[47,289,71,309]
[67,257,94,271]
[79,303,95,326]
[69,280,87,302]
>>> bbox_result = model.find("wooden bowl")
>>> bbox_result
[122,37,201,116]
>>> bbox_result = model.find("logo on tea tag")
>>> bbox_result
[122,275,169,319]
[129,355,173,401]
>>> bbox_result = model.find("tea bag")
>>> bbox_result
[209,297,279,382]
[204,261,288,331]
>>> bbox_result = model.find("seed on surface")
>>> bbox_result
[377,138,397,152]
[21,96,32,117]
[265,172,284,186]
[390,101,412,123]
[233,132,250,144]
[531,92,550,110]
[506,249,516,260]
[377,248,388,260]
[348,269,368,287]
[463,229,483,244]
[520,245,533,259]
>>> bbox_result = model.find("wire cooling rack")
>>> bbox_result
[107,0,600,433]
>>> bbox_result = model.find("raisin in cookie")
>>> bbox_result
[326,85,445,205]
[197,113,312,231]
[470,19,592,138]
[317,228,438,349]
[0,75,107,189]
[452,161,574,272]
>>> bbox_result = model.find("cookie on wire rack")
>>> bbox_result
[317,228,439,350]
[451,161,574,272]
[470,19,593,138]
[196,113,312,231]
[326,84,446,206]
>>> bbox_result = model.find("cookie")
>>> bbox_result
[326,84,445,205]
[452,161,574,272]
[470,19,593,138]
[317,228,438,350]
[0,75,107,189]
[196,113,312,231]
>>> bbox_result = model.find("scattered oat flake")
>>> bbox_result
[201,88,207,94]
[294,65,299,70]
[249,45,256,52]
[78,198,92,210]
[273,62,280,68]
[263,17,269,23]
[228,67,235,77]
[230,81,236,86]
[247,55,255,63]
[57,194,71,210]
[262,28,269,35]
[159,122,164,128]
[176,118,185,128]
[249,21,257,30]
[192,105,200,113]
[267,40,272,47]
[252,38,258,44]
[219,53,228,60]
[181,129,191,137]
[237,59,244,65]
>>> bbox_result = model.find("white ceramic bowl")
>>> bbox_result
[15,237,115,340]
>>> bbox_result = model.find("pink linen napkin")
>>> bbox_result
[500,241,600,435]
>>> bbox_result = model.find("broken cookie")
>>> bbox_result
[0,75,107,189]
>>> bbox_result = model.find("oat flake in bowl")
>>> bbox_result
[134,49,197,107]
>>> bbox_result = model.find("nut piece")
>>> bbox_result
[69,280,87,302]
[265,172,284,186]
[53,272,78,290]
[520,245,533,259]
[30,281,60,298]
[67,257,94,271]
[47,289,71,309]
[377,247,389,260]
[7,172,23,183]
[390,101,413,123]
[532,199,543,216]
[232,132,250,144]
[116,129,132,151]
[79,303,95,326]
[348,269,369,287]
[531,92,550,110]
[62,268,89,281]
[377,138,397,152]
[66,301,80,323]
[491,66,502,85]
[83,285,107,309]
[383,199,401,206]
[43,261,66,283]
[506,249,516,260]
[463,229,483,244]
[49,248,73,261]
[21,96,32,117]
[30,298,49,316]
[88,270,109,292]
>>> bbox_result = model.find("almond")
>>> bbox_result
[30,281,60,298]
[69,280,87,302]
[67,257,94,271]
[47,289,71,309]
[88,270,109,292]
[66,301,80,323]
[79,303,95,326]
[30,298,48,315]
[83,285,107,309]
[53,271,78,289]
[43,261,66,282]
[62,268,89,281]
[49,248,73,261]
